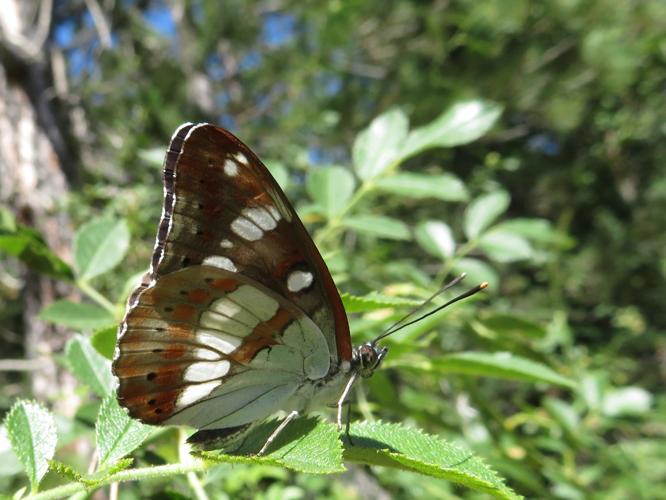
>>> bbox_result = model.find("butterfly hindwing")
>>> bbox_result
[113,265,333,427]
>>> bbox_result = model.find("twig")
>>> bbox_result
[84,0,113,48]
[0,359,44,371]
[0,0,53,62]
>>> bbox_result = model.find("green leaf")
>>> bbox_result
[65,335,115,397]
[0,207,74,281]
[353,109,409,180]
[464,191,510,239]
[374,173,468,202]
[39,300,115,330]
[74,218,130,281]
[137,147,165,167]
[493,218,573,247]
[306,166,356,218]
[4,400,57,492]
[429,351,576,389]
[479,230,533,262]
[400,100,502,160]
[341,292,420,314]
[196,417,343,474]
[265,160,290,190]
[415,221,455,259]
[0,426,23,476]
[343,215,411,241]
[452,258,500,291]
[96,395,153,468]
[479,313,547,339]
[344,421,519,499]
[543,398,583,444]
[91,326,118,360]
[601,387,653,417]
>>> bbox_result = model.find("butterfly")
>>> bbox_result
[111,123,388,453]
[112,123,486,453]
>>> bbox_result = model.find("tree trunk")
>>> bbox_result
[0,0,77,410]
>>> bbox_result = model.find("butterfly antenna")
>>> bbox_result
[379,273,467,338]
[372,276,488,345]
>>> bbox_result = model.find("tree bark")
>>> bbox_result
[0,0,77,410]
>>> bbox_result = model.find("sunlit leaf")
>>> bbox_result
[74,218,130,281]
[375,173,468,201]
[415,221,455,259]
[307,166,356,218]
[4,401,57,492]
[493,218,573,247]
[464,191,510,239]
[344,421,519,499]
[479,230,533,262]
[452,258,499,291]
[343,215,411,240]
[137,147,165,167]
[96,396,153,468]
[197,417,343,474]
[65,335,115,397]
[341,292,420,313]
[602,387,653,417]
[353,109,409,180]
[400,100,502,160]
[39,300,115,330]
[429,351,576,389]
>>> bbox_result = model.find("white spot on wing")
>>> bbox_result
[229,285,279,321]
[220,239,233,248]
[194,347,220,360]
[196,329,242,354]
[202,297,259,333]
[243,207,277,231]
[184,360,231,382]
[233,151,249,165]
[210,297,241,316]
[224,159,238,176]
[287,270,314,292]
[176,380,219,408]
[201,311,254,336]
[231,217,263,241]
[203,255,237,272]
[266,205,281,222]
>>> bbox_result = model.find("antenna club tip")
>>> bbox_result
[480,282,489,289]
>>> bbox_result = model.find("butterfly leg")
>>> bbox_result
[336,371,359,430]
[257,410,299,456]
[345,400,354,446]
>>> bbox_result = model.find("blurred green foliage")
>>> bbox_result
[1,0,665,498]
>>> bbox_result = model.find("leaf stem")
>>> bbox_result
[435,238,479,286]
[179,428,209,500]
[77,280,117,315]
[315,182,374,247]
[24,462,208,500]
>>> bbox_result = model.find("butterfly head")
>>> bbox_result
[352,342,388,378]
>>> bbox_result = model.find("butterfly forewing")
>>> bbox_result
[151,124,350,361]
